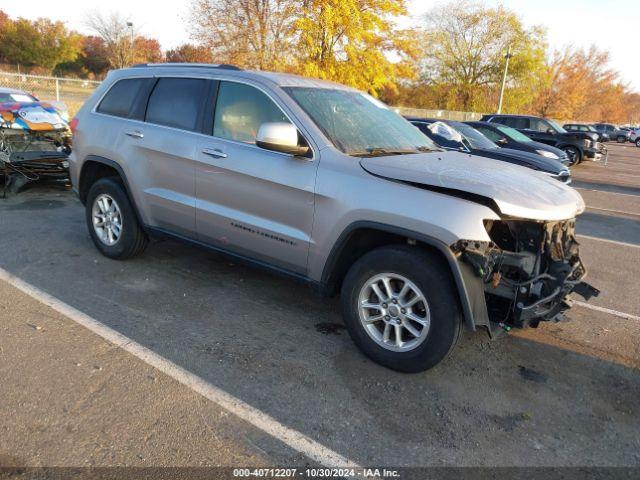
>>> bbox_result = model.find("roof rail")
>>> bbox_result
[131,63,242,71]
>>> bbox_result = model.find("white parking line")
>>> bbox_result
[0,267,359,469]
[574,301,640,322]
[577,234,640,249]
[586,206,640,217]
[575,188,639,198]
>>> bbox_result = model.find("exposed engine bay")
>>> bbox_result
[455,218,600,329]
[0,101,71,194]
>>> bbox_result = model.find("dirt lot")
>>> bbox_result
[0,143,638,473]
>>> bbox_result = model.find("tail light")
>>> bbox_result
[69,117,79,133]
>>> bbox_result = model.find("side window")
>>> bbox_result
[145,78,208,132]
[213,81,290,144]
[145,78,208,131]
[476,126,501,142]
[496,117,527,129]
[530,118,551,132]
[97,78,154,119]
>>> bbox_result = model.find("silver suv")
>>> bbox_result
[69,64,598,372]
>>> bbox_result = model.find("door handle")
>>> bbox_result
[202,148,228,159]
[124,130,144,139]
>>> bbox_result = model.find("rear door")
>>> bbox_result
[194,80,318,274]
[125,76,212,236]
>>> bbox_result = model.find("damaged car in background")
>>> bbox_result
[0,87,71,194]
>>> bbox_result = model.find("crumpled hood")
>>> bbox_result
[0,101,68,132]
[360,151,585,221]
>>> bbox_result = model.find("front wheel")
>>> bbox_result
[341,245,463,373]
[562,146,581,165]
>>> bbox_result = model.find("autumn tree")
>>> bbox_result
[417,0,547,112]
[80,36,110,77]
[132,37,163,64]
[531,46,628,122]
[294,0,417,95]
[0,17,82,72]
[165,43,213,63]
[85,11,138,68]
[189,0,296,70]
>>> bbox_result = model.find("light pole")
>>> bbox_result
[497,45,513,114]
[126,22,134,64]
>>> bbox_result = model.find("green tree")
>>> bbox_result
[419,0,547,112]
[0,17,82,72]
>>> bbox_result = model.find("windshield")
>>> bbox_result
[547,119,568,133]
[496,125,532,143]
[284,87,439,156]
[456,124,499,150]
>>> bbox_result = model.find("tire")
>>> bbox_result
[636,138,640,148]
[617,135,627,143]
[85,177,148,259]
[562,146,581,165]
[341,245,463,373]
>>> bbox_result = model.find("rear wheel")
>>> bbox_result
[636,138,640,148]
[341,245,463,373]
[562,146,581,165]
[617,135,627,143]
[85,177,148,259]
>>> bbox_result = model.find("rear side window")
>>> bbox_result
[145,78,209,132]
[97,78,153,119]
[213,81,289,144]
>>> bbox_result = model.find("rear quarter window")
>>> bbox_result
[97,78,154,119]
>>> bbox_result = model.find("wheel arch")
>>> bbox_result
[320,221,489,332]
[79,155,145,227]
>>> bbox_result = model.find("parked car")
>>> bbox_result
[407,118,571,183]
[0,87,71,192]
[480,114,606,165]
[69,64,598,372]
[564,123,608,142]
[466,121,571,165]
[591,123,630,143]
[626,128,640,146]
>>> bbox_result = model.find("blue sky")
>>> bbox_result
[2,0,638,89]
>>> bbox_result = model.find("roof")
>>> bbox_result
[118,64,354,91]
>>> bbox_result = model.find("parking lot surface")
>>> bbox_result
[0,143,638,468]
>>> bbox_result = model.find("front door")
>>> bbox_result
[195,80,318,274]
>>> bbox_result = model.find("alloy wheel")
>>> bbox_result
[92,193,123,246]
[358,273,431,352]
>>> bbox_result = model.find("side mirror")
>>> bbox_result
[256,122,309,156]
[497,137,508,145]
[546,128,556,135]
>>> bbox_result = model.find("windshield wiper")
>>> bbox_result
[416,145,441,152]
[349,147,421,157]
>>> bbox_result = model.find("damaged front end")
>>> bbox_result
[455,218,599,330]
[1,101,71,194]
